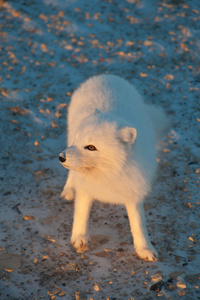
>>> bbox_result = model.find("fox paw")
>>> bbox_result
[71,234,88,252]
[61,187,75,201]
[136,245,158,262]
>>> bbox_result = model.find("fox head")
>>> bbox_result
[59,118,137,176]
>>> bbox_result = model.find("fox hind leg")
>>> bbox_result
[126,200,158,262]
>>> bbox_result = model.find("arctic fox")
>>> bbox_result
[59,74,169,261]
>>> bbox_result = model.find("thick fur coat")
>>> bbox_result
[59,74,169,261]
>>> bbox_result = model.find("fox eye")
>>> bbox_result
[84,145,97,151]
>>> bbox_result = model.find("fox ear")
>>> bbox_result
[118,127,137,144]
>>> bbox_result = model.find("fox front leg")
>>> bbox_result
[71,189,92,251]
[61,170,75,201]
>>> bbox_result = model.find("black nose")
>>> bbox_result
[59,155,66,163]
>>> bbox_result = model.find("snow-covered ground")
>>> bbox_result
[0,0,200,299]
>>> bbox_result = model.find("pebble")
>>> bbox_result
[151,271,163,282]
[184,273,200,285]
[93,283,100,291]
[149,280,164,292]
[169,271,185,280]
[0,253,23,272]
[177,281,187,289]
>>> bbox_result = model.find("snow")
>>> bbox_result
[0,0,200,299]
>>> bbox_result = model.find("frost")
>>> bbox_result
[0,0,200,298]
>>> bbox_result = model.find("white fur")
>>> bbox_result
[59,74,169,261]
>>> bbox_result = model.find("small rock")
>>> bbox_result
[53,288,62,295]
[184,273,200,285]
[39,215,56,225]
[151,271,163,282]
[59,290,66,296]
[189,222,199,229]
[169,271,185,279]
[149,280,164,292]
[177,281,187,289]
[61,262,77,272]
[165,281,177,292]
[93,283,100,291]
[0,253,23,272]
[22,215,35,220]
[92,251,109,258]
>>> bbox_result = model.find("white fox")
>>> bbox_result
[59,74,169,261]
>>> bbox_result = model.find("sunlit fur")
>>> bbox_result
[60,74,169,261]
